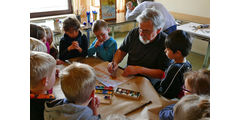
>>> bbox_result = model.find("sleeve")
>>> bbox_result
[98,39,117,62]
[88,39,97,57]
[59,38,70,61]
[80,34,88,57]
[157,65,183,98]
[126,4,144,21]
[159,104,175,120]
[119,29,135,53]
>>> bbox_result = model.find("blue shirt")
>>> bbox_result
[88,37,117,62]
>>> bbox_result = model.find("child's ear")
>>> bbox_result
[41,77,48,87]
[176,50,183,56]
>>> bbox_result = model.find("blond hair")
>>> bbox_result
[174,94,210,120]
[41,25,53,45]
[30,51,56,89]
[30,37,47,53]
[92,19,108,33]
[60,62,96,103]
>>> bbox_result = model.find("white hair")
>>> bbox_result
[60,62,96,104]
[30,37,47,53]
[30,51,56,89]
[136,8,165,31]
[174,94,210,120]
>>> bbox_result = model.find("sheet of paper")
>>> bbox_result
[93,62,134,87]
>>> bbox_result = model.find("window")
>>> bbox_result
[30,0,73,18]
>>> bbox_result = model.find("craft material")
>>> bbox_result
[93,62,133,87]
[95,86,114,95]
[124,101,152,115]
[95,85,113,104]
[115,88,140,100]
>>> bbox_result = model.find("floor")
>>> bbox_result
[90,31,210,71]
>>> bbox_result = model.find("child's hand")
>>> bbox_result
[88,96,100,116]
[94,40,103,48]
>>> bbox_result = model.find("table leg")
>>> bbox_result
[202,41,210,68]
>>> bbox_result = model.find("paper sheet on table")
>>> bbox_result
[93,62,134,87]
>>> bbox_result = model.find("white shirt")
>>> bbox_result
[126,1,176,31]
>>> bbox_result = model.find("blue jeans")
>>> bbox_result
[164,25,177,35]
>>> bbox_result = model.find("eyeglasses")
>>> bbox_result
[182,86,192,93]
[139,28,154,34]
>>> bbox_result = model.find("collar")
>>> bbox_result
[30,93,55,99]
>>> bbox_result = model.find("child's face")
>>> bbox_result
[94,28,110,42]
[45,67,56,90]
[164,48,175,59]
[65,29,79,38]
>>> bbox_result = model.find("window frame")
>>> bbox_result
[30,0,73,18]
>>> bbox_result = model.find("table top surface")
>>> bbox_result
[177,22,210,39]
[53,57,176,119]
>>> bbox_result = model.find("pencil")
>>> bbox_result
[124,100,152,115]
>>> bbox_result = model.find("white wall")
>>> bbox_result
[156,0,210,18]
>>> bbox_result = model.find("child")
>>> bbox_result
[159,69,210,120]
[88,19,117,62]
[153,30,192,99]
[174,94,210,120]
[30,51,56,120]
[41,25,58,59]
[30,24,50,53]
[41,25,65,65]
[44,62,100,120]
[30,37,47,53]
[59,17,88,61]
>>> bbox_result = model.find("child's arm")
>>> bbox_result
[159,104,175,120]
[59,39,72,61]
[88,39,98,57]
[79,34,88,57]
[97,40,117,62]
[156,65,185,98]
[88,96,100,116]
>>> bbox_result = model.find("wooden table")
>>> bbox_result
[53,57,176,119]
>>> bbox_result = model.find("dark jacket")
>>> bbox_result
[59,31,88,61]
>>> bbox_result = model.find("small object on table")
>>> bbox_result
[115,87,140,100]
[95,85,113,104]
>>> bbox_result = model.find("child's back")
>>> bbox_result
[153,30,193,99]
[30,51,56,120]
[155,61,192,99]
[44,62,100,120]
